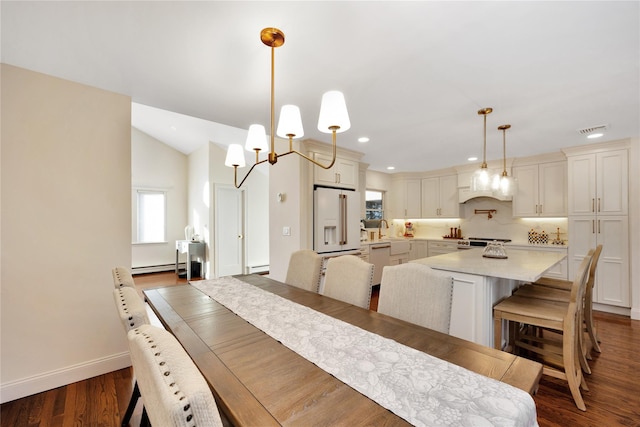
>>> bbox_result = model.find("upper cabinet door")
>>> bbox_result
[512,164,539,217]
[539,161,567,217]
[438,175,460,218]
[597,149,628,215]
[568,149,627,216]
[314,153,358,189]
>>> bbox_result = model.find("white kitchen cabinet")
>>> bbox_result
[567,149,628,216]
[421,175,459,218]
[512,161,567,217]
[391,179,421,218]
[369,243,391,286]
[568,216,629,307]
[566,146,629,309]
[427,240,458,257]
[314,153,358,189]
[408,240,428,261]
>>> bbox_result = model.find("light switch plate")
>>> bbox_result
[282,226,291,236]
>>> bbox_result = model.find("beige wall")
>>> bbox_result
[0,64,132,402]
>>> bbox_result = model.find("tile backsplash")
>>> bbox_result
[390,198,568,245]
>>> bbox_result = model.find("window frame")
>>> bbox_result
[133,188,168,244]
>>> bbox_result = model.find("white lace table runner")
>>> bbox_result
[192,277,538,427]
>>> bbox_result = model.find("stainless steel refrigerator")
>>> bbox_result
[313,187,361,254]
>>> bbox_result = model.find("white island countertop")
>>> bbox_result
[412,248,567,282]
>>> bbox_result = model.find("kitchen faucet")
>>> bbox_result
[378,219,389,239]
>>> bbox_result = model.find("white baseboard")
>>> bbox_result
[132,263,178,274]
[631,307,640,321]
[0,352,131,404]
[593,302,631,317]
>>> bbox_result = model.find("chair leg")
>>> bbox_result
[140,407,151,427]
[585,304,601,353]
[121,380,141,427]
[563,326,586,411]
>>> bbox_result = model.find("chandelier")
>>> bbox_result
[225,27,350,188]
[492,124,516,196]
[470,107,493,191]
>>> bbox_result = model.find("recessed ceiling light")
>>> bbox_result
[467,156,478,162]
[386,166,395,170]
[358,137,370,143]
[587,133,603,139]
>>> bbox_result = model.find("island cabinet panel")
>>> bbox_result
[408,240,428,260]
[448,272,515,346]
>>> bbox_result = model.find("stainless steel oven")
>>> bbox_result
[457,237,512,249]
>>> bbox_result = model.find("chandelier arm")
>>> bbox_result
[233,158,269,189]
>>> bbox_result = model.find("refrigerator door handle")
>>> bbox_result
[339,193,347,245]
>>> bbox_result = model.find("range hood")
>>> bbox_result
[458,187,512,203]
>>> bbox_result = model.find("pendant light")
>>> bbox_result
[470,107,493,191]
[493,124,516,197]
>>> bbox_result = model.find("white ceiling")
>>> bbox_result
[2,1,638,173]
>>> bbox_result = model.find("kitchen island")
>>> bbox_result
[411,248,566,347]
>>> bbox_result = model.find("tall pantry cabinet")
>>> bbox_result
[564,142,630,309]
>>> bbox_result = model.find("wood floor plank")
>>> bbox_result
[1,272,638,426]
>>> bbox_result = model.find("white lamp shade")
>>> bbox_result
[317,90,350,133]
[471,167,491,192]
[225,144,246,168]
[277,105,304,139]
[245,124,268,152]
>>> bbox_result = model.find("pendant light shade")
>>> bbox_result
[276,105,304,139]
[318,90,350,133]
[494,124,516,197]
[225,144,246,168]
[245,124,268,152]
[471,108,493,192]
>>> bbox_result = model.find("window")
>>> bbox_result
[136,190,166,243]
[365,190,384,220]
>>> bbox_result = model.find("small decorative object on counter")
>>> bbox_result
[551,227,567,245]
[482,241,508,259]
[403,222,414,238]
[443,226,463,239]
[528,228,549,245]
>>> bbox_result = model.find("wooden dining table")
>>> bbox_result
[143,274,543,426]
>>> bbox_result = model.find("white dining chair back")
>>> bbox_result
[378,263,454,333]
[323,255,374,309]
[113,287,150,332]
[128,324,223,427]
[112,266,136,288]
[285,249,323,292]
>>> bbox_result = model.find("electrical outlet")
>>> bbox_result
[282,226,291,236]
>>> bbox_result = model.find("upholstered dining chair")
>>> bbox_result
[513,245,603,373]
[378,263,454,334]
[112,266,136,288]
[323,255,374,309]
[285,249,323,292]
[128,324,223,427]
[113,286,150,427]
[493,252,592,411]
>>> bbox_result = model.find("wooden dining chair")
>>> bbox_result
[513,245,603,374]
[378,263,454,333]
[285,249,323,292]
[518,244,603,355]
[493,253,592,411]
[323,255,374,309]
[112,266,136,288]
[128,324,223,427]
[113,286,150,427]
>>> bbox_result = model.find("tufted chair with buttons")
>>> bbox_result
[113,286,150,426]
[128,324,223,427]
[112,266,136,289]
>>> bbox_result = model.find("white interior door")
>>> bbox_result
[215,185,244,277]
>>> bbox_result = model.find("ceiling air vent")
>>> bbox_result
[577,124,609,135]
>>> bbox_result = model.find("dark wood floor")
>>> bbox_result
[2,272,639,426]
